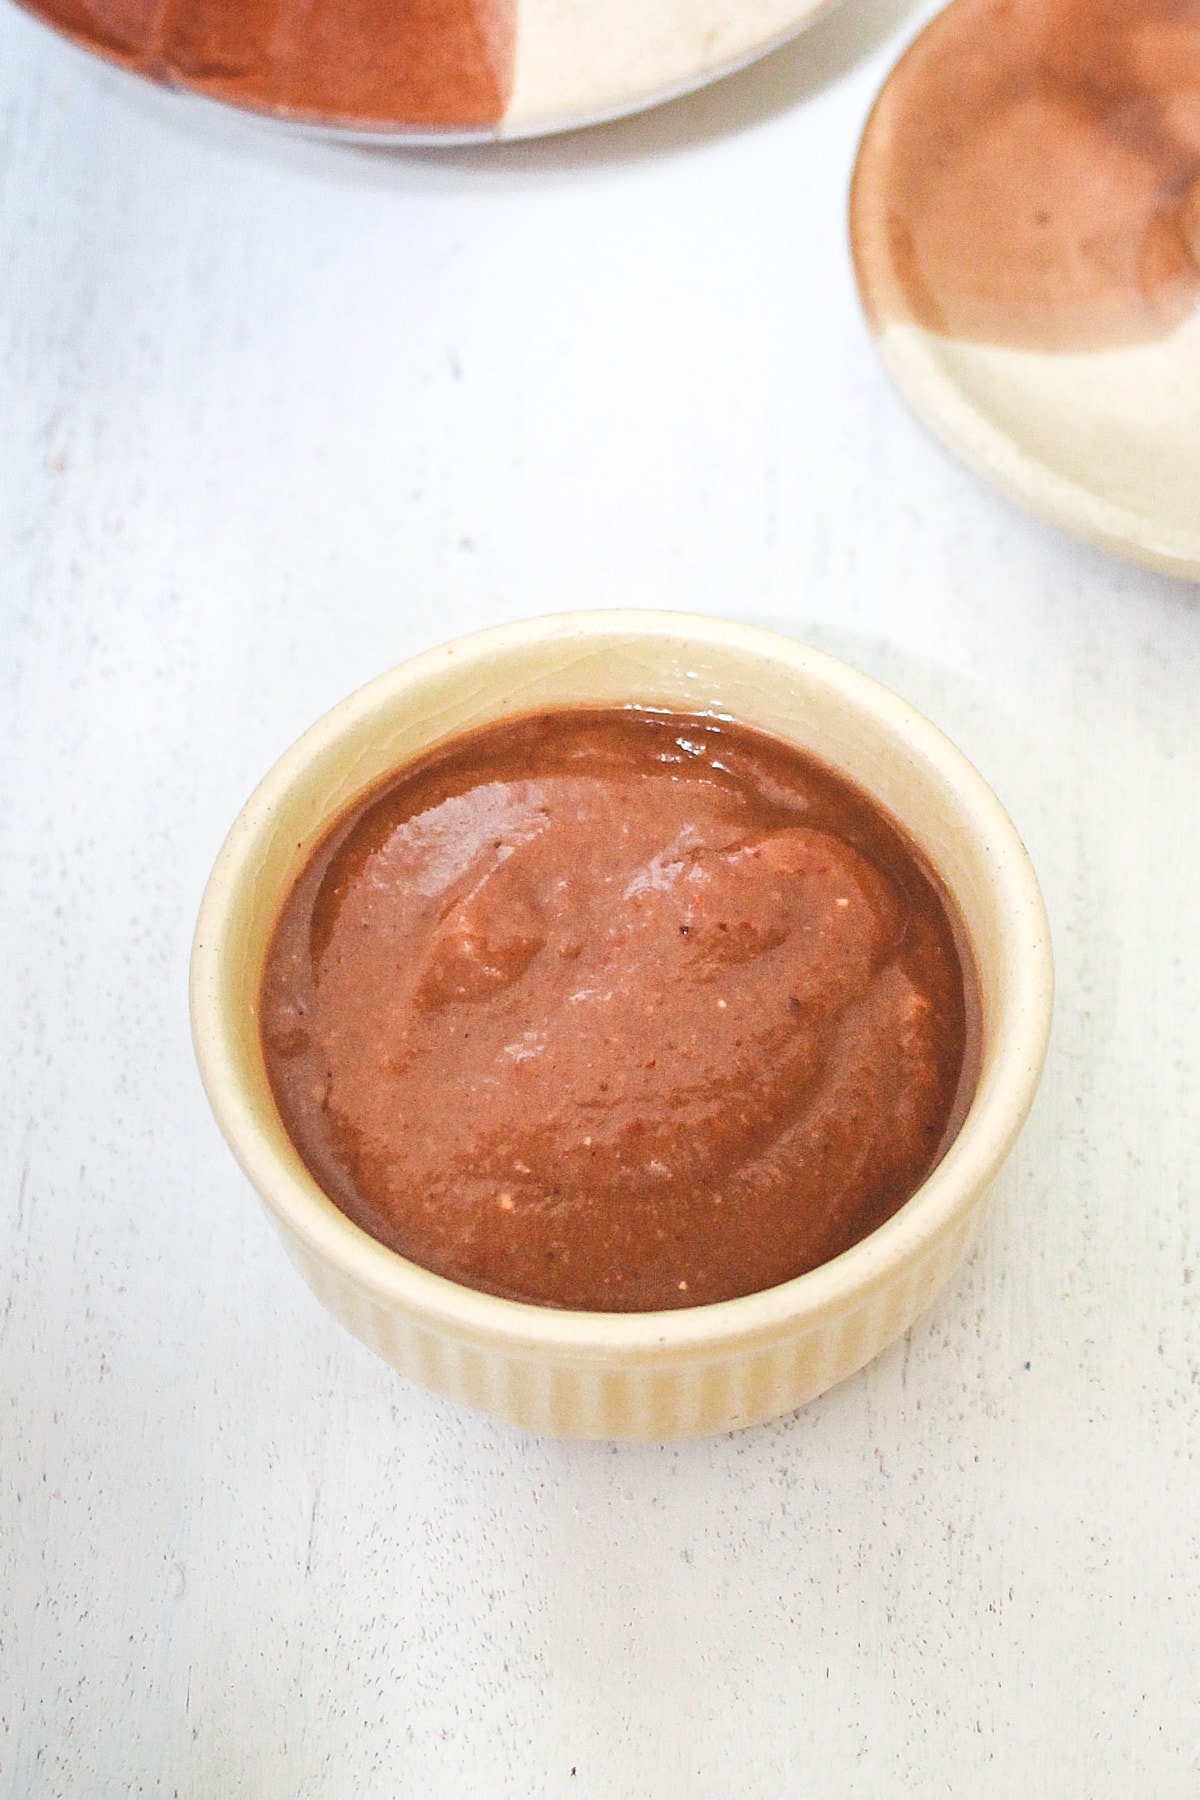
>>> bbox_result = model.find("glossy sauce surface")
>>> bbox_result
[22,0,516,129]
[262,711,976,1311]
[852,0,1200,351]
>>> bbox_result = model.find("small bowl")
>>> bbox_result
[190,612,1052,1439]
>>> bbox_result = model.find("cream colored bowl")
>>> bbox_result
[190,612,1053,1439]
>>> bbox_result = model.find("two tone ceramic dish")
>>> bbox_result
[20,0,838,140]
[852,0,1200,577]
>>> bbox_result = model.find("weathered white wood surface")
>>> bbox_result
[2,2,1198,1793]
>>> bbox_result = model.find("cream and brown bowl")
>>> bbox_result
[190,612,1053,1439]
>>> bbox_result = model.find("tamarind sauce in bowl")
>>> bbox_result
[191,614,1051,1436]
[261,708,975,1312]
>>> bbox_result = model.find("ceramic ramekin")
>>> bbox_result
[190,612,1053,1439]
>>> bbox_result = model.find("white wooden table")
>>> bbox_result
[3,2,1199,1792]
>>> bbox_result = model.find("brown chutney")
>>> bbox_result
[261,709,978,1312]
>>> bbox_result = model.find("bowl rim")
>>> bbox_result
[190,609,1054,1360]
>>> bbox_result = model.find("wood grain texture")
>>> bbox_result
[1,1,1198,1792]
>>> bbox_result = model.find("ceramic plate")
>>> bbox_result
[851,0,1200,579]
[19,0,842,141]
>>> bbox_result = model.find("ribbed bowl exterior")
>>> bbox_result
[273,1192,987,1438]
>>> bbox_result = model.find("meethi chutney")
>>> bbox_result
[260,709,978,1312]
